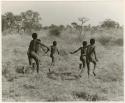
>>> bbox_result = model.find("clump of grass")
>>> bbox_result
[23,84,36,89]
[16,65,25,74]
[72,91,104,101]
[15,65,33,74]
[2,63,16,82]
[47,95,72,101]
[47,95,60,101]
[73,91,87,100]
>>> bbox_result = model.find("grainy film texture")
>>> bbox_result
[2,1,123,101]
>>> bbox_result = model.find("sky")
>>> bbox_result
[2,1,124,26]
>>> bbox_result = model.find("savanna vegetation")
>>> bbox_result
[2,10,123,101]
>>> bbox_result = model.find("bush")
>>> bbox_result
[15,65,32,74]
[2,63,16,82]
[72,91,104,101]
[49,27,60,36]
[101,19,119,28]
[112,38,123,46]
[48,25,62,36]
[98,36,112,46]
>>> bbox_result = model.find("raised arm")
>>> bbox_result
[70,47,81,54]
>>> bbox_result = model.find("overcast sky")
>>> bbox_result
[2,1,124,26]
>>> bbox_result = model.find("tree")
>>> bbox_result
[43,26,49,30]
[49,24,62,36]
[58,25,65,31]
[71,17,89,40]
[66,25,72,29]
[20,10,42,32]
[14,15,22,33]
[78,17,89,39]
[4,12,15,31]
[2,15,8,31]
[2,10,42,34]
[49,24,57,29]
[71,22,78,30]
[101,19,119,28]
[66,25,72,32]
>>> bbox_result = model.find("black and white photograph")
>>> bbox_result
[2,0,124,102]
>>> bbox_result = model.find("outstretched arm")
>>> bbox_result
[39,42,49,53]
[40,43,48,49]
[70,47,81,54]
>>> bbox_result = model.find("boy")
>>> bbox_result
[86,39,98,77]
[27,33,49,73]
[70,41,87,77]
[49,41,59,72]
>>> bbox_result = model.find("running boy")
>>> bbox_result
[70,41,87,77]
[86,38,98,77]
[49,41,59,72]
[27,33,49,73]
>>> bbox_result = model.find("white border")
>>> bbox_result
[0,0,124,103]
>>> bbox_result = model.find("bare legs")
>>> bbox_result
[92,61,96,76]
[86,60,96,78]
[28,51,40,74]
[49,56,55,72]
[79,60,85,77]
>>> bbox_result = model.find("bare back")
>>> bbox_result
[80,46,87,57]
[50,45,59,56]
[29,39,41,53]
[86,45,95,58]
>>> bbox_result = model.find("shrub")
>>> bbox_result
[112,38,123,46]
[49,27,60,36]
[15,65,32,74]
[2,63,16,82]
[101,19,119,28]
[72,91,103,101]
[98,36,112,46]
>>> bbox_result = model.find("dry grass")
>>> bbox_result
[2,28,123,101]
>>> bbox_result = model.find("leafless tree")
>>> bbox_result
[78,17,89,39]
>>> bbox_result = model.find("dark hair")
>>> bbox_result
[82,41,87,46]
[53,41,57,46]
[32,33,37,39]
[90,38,95,45]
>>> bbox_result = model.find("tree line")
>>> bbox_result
[2,10,42,32]
[2,10,121,35]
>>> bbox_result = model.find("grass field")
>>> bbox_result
[2,28,124,101]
